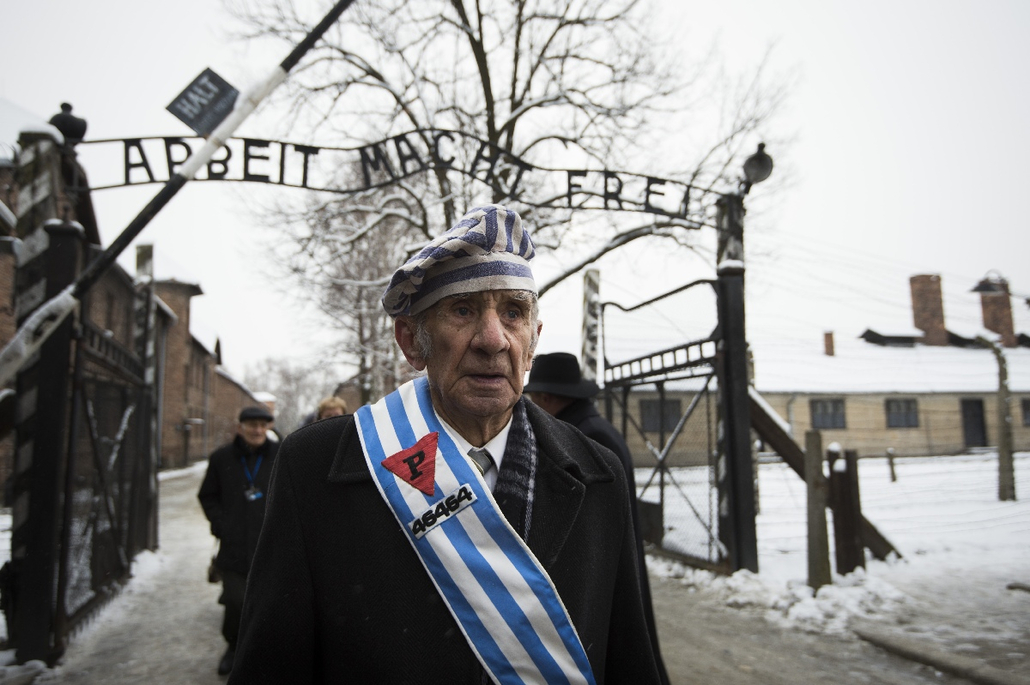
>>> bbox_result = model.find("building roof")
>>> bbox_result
[752,335,1030,395]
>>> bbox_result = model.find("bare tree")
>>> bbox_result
[244,357,336,434]
[280,183,419,404]
[233,0,788,396]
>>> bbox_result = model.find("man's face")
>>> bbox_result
[397,290,541,436]
[238,419,270,449]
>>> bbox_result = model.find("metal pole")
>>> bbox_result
[0,0,357,388]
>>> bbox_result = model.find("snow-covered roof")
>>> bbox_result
[0,97,64,161]
[752,335,1030,394]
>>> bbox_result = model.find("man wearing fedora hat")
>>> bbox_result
[525,352,669,684]
[229,205,660,684]
[198,404,279,675]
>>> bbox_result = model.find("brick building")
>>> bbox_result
[0,99,261,489]
[751,273,1030,458]
[147,275,259,469]
[605,273,1030,467]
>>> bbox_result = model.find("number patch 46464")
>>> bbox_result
[409,484,476,539]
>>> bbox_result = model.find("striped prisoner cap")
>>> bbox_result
[382,204,536,318]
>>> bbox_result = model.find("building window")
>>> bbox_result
[810,399,846,430]
[1023,398,1030,427]
[640,399,682,433]
[886,398,919,428]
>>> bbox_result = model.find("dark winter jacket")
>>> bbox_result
[198,435,279,575]
[229,401,661,684]
[556,397,670,684]
[556,398,634,476]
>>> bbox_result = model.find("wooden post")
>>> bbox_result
[977,336,1016,501]
[829,447,866,575]
[805,431,831,590]
[886,447,897,482]
[844,450,866,571]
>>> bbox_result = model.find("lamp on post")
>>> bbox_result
[715,143,772,573]
[741,143,773,196]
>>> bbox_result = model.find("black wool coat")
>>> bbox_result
[556,398,670,685]
[556,399,634,477]
[198,435,279,575]
[229,401,661,685]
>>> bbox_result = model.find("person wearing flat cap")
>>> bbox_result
[229,205,662,684]
[198,404,279,676]
[526,352,670,685]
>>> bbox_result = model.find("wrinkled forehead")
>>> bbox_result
[430,289,537,311]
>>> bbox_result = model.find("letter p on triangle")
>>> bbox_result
[381,432,438,496]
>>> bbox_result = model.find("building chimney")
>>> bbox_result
[974,274,1016,348]
[910,274,949,346]
[136,244,154,282]
[823,331,835,356]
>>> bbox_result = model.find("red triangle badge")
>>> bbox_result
[381,432,438,496]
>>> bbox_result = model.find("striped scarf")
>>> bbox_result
[493,398,537,540]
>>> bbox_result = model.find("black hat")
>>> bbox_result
[523,352,599,399]
[239,405,274,422]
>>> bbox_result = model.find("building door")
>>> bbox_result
[960,398,987,448]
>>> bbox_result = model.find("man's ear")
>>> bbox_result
[394,317,427,371]
[530,319,543,355]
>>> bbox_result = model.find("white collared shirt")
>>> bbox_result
[438,415,513,492]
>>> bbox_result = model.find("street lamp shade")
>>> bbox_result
[742,143,773,193]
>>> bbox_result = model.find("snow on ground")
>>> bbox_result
[648,451,1030,637]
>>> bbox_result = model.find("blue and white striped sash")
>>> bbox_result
[355,376,595,685]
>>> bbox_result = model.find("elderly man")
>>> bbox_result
[198,405,279,675]
[229,205,661,684]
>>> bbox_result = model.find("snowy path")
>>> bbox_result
[35,463,225,684]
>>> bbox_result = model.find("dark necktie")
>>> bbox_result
[468,447,494,476]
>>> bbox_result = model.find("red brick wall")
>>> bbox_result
[155,281,202,469]
[980,284,1016,348]
[153,280,259,467]
[211,369,262,450]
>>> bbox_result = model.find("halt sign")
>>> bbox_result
[166,68,239,137]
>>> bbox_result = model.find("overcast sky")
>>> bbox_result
[3,0,1029,385]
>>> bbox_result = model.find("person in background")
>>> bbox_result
[296,396,350,431]
[198,405,279,676]
[316,396,348,420]
[229,205,661,683]
[524,351,669,685]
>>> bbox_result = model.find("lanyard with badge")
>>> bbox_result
[240,454,264,501]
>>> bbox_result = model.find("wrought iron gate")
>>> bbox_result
[2,223,158,665]
[601,261,757,574]
[601,279,732,571]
